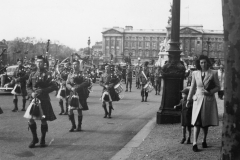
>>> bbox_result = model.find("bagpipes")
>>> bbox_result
[56,82,67,99]
[69,91,83,110]
[11,83,22,95]
[23,98,45,120]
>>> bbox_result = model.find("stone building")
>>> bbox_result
[92,41,103,65]
[102,25,224,64]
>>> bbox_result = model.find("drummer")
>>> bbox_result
[99,65,120,118]
[139,61,150,102]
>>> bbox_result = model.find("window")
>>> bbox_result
[125,41,128,47]
[146,42,150,48]
[139,42,142,47]
[132,42,136,48]
[111,40,115,46]
[152,42,156,49]
[116,40,120,46]
[106,40,109,46]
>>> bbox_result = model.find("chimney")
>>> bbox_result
[125,26,133,30]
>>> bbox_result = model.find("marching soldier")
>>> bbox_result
[154,66,162,95]
[114,65,122,81]
[125,64,133,92]
[25,55,57,148]
[5,58,29,112]
[139,62,150,102]
[135,64,142,89]
[58,62,72,115]
[66,59,90,132]
[99,65,120,118]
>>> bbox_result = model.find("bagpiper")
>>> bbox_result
[139,61,150,102]
[99,65,120,118]
[66,59,90,132]
[24,55,57,148]
[5,58,29,112]
[57,62,72,115]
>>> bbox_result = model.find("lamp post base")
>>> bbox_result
[156,111,181,124]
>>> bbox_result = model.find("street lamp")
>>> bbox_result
[206,37,211,57]
[88,37,91,64]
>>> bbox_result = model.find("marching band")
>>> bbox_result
[0,53,163,148]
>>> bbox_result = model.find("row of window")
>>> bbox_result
[125,36,165,41]
[124,41,160,49]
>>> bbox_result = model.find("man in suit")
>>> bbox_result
[139,62,150,102]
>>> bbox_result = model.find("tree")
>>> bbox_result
[221,1,240,159]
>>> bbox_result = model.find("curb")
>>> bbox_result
[110,117,156,160]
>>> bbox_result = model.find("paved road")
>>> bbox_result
[0,81,161,160]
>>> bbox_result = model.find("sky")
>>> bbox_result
[1,0,223,50]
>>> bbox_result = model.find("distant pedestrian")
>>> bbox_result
[174,88,193,144]
[125,65,133,92]
[217,64,224,100]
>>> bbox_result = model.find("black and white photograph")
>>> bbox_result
[0,0,239,159]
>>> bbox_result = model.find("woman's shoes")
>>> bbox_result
[180,137,186,144]
[186,138,191,144]
[202,141,208,148]
[192,144,198,152]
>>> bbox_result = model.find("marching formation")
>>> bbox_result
[0,54,163,149]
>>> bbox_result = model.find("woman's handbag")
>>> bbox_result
[206,78,215,92]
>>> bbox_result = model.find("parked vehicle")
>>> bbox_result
[0,65,18,92]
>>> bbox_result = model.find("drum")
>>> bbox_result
[114,83,123,94]
[144,82,154,92]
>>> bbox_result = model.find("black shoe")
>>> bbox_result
[180,137,186,144]
[187,138,191,144]
[202,142,208,148]
[40,139,46,147]
[21,108,26,111]
[59,112,64,115]
[125,90,128,92]
[12,108,18,112]
[155,93,157,95]
[63,112,68,115]
[69,125,76,132]
[29,137,39,148]
[193,144,198,152]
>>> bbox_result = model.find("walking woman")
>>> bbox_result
[186,55,220,152]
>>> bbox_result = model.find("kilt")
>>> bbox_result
[38,100,56,121]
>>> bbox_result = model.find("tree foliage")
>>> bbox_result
[6,37,77,64]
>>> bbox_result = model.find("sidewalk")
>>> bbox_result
[112,93,224,160]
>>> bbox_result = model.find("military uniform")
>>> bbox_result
[9,65,29,111]
[135,65,141,89]
[154,67,162,95]
[25,59,58,148]
[66,70,90,132]
[139,66,150,102]
[125,67,133,92]
[58,67,72,115]
[100,69,120,118]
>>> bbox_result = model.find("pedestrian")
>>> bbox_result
[174,88,193,144]
[66,59,90,132]
[24,55,57,148]
[139,62,150,102]
[217,64,225,100]
[125,64,133,92]
[154,66,162,95]
[135,64,141,89]
[5,58,29,112]
[186,55,220,152]
[99,65,120,118]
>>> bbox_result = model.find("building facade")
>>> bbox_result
[102,25,224,64]
[92,41,103,65]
